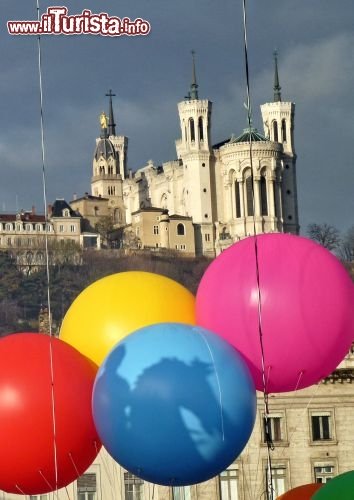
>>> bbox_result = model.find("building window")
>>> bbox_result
[124,472,144,500]
[281,119,287,142]
[177,223,185,236]
[180,244,186,250]
[311,413,332,441]
[59,225,64,232]
[205,233,210,242]
[235,181,241,218]
[16,223,22,231]
[266,466,287,498]
[263,416,282,443]
[6,223,13,231]
[63,209,70,217]
[7,237,12,246]
[30,496,48,500]
[153,225,159,235]
[172,486,191,500]
[70,225,76,232]
[245,176,254,216]
[273,120,279,142]
[198,117,204,141]
[314,465,335,484]
[220,468,239,500]
[189,118,195,142]
[77,473,96,500]
[260,174,268,216]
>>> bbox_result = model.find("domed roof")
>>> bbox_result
[231,127,268,144]
[94,138,116,160]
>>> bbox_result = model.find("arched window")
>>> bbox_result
[273,121,279,142]
[116,152,120,174]
[177,223,185,236]
[281,119,287,142]
[260,174,268,216]
[189,118,195,142]
[6,223,12,231]
[245,176,254,216]
[198,117,204,141]
[235,181,241,218]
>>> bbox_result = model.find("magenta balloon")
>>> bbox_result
[196,233,354,392]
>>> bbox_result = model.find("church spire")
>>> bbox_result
[273,50,282,102]
[106,89,116,136]
[189,50,199,100]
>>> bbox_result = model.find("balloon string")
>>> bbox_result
[64,486,72,500]
[241,1,273,499]
[15,484,26,495]
[68,452,80,477]
[38,470,54,490]
[36,1,59,497]
[199,331,225,441]
[93,445,116,499]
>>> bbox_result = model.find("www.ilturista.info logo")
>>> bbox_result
[7,6,151,37]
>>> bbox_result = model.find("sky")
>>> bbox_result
[0,1,353,234]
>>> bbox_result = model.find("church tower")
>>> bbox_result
[260,52,299,234]
[175,52,215,256]
[91,91,128,225]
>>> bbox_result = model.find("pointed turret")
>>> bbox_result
[106,89,116,136]
[189,50,199,100]
[273,50,282,102]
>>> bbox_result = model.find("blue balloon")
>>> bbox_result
[92,323,256,486]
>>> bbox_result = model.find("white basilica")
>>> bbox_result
[71,53,299,257]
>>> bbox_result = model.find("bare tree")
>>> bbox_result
[339,226,354,262]
[306,223,341,251]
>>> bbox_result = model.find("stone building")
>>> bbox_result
[0,199,88,271]
[72,53,299,257]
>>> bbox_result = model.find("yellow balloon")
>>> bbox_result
[59,271,196,365]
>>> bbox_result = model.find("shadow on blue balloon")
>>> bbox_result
[93,343,254,486]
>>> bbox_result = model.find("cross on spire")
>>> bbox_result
[105,89,116,136]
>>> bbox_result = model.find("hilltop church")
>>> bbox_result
[70,53,299,257]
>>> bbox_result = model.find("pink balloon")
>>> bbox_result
[196,234,354,393]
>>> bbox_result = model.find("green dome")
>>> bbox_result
[231,127,268,143]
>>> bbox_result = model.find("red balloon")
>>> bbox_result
[0,333,101,494]
[276,483,323,499]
